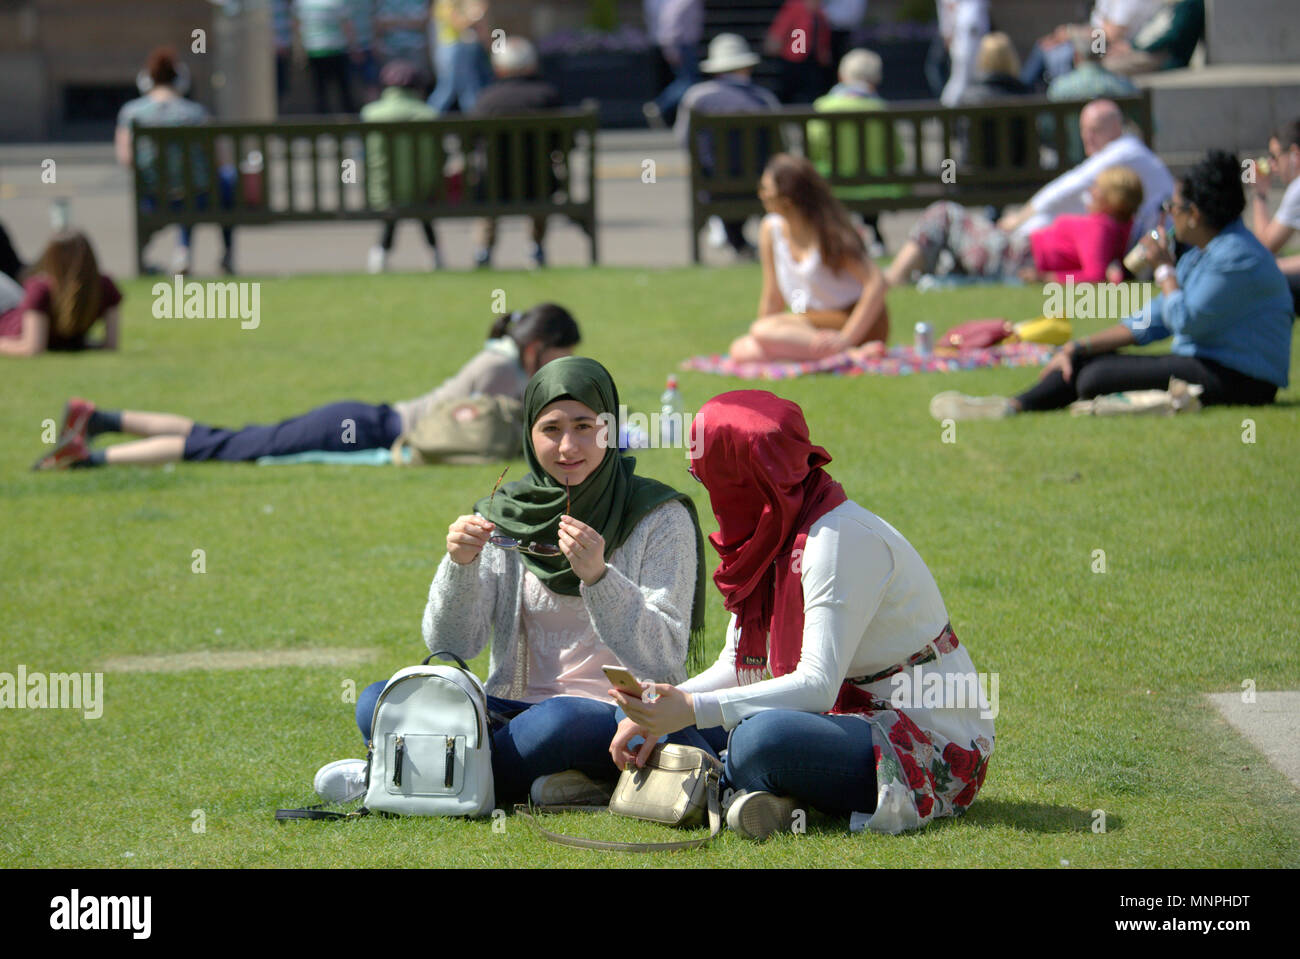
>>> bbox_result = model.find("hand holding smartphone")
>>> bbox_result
[602,665,644,698]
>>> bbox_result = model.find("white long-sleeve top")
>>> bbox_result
[681,500,952,730]
[1017,133,1175,248]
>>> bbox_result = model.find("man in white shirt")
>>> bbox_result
[997,98,1173,248]
[1251,118,1300,313]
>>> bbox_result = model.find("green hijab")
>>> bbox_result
[474,356,709,669]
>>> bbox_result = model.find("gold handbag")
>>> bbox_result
[516,745,723,852]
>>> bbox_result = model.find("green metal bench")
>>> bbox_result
[130,106,600,274]
[685,92,1154,264]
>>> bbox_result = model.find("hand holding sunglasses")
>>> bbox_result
[483,470,576,564]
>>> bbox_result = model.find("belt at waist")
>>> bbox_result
[845,623,959,687]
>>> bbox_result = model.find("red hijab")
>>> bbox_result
[690,391,847,681]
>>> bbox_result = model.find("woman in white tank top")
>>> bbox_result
[729,154,890,362]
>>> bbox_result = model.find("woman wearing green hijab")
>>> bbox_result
[317,357,710,808]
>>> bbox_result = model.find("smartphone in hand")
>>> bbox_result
[602,665,644,698]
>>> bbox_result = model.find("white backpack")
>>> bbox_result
[362,652,495,818]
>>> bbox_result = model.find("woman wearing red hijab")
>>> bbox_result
[610,390,995,838]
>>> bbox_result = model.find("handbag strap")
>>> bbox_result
[274,803,369,822]
[514,769,723,853]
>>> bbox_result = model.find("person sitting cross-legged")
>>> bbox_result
[885,164,1142,288]
[930,151,1293,420]
[729,153,889,363]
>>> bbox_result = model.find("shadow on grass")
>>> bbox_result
[954,799,1123,834]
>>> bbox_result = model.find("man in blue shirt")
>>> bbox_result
[931,151,1292,420]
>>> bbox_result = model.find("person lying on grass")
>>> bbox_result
[608,390,994,840]
[884,164,1143,288]
[32,303,578,469]
[313,357,712,808]
[0,231,121,358]
[728,153,890,363]
[930,151,1293,421]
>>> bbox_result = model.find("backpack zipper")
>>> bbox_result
[371,673,485,748]
[392,735,405,787]
[445,736,456,788]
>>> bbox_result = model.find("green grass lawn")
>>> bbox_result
[2,266,1298,867]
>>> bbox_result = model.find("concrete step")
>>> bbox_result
[1137,64,1300,158]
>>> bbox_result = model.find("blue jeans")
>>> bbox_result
[1019,39,1076,89]
[139,165,237,253]
[653,43,700,121]
[357,681,623,805]
[620,708,878,818]
[427,41,492,114]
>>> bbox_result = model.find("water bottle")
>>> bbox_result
[659,375,681,448]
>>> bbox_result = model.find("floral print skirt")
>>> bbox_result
[836,642,996,834]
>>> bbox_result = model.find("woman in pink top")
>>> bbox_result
[884,164,1142,286]
[0,231,121,357]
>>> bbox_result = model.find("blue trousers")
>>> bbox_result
[652,42,700,121]
[359,679,877,815]
[182,400,401,462]
[357,681,627,805]
[427,41,492,114]
[630,709,878,817]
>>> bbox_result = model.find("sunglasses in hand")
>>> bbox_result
[485,467,569,559]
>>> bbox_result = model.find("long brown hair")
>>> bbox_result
[28,231,103,339]
[764,153,865,271]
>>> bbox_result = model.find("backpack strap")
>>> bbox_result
[513,771,723,853]
[425,650,471,670]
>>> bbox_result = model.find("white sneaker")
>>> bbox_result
[706,216,728,249]
[529,770,613,806]
[313,758,367,804]
[367,246,387,274]
[170,247,191,275]
[929,391,1015,421]
[725,790,799,841]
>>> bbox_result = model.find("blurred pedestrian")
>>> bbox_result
[428,0,493,114]
[294,0,359,113]
[937,0,989,107]
[361,60,441,272]
[642,0,703,128]
[116,46,235,274]
[471,37,561,269]
[349,0,382,103]
[376,0,431,71]
[764,0,833,104]
[677,34,781,260]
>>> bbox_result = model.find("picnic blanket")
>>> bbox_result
[680,342,1055,381]
[256,447,413,466]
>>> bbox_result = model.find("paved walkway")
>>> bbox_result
[1207,691,1300,792]
[0,131,922,277]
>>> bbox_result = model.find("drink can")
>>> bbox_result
[1123,239,1149,276]
[914,321,933,356]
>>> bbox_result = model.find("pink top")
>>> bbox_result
[519,569,625,704]
[1030,213,1131,284]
